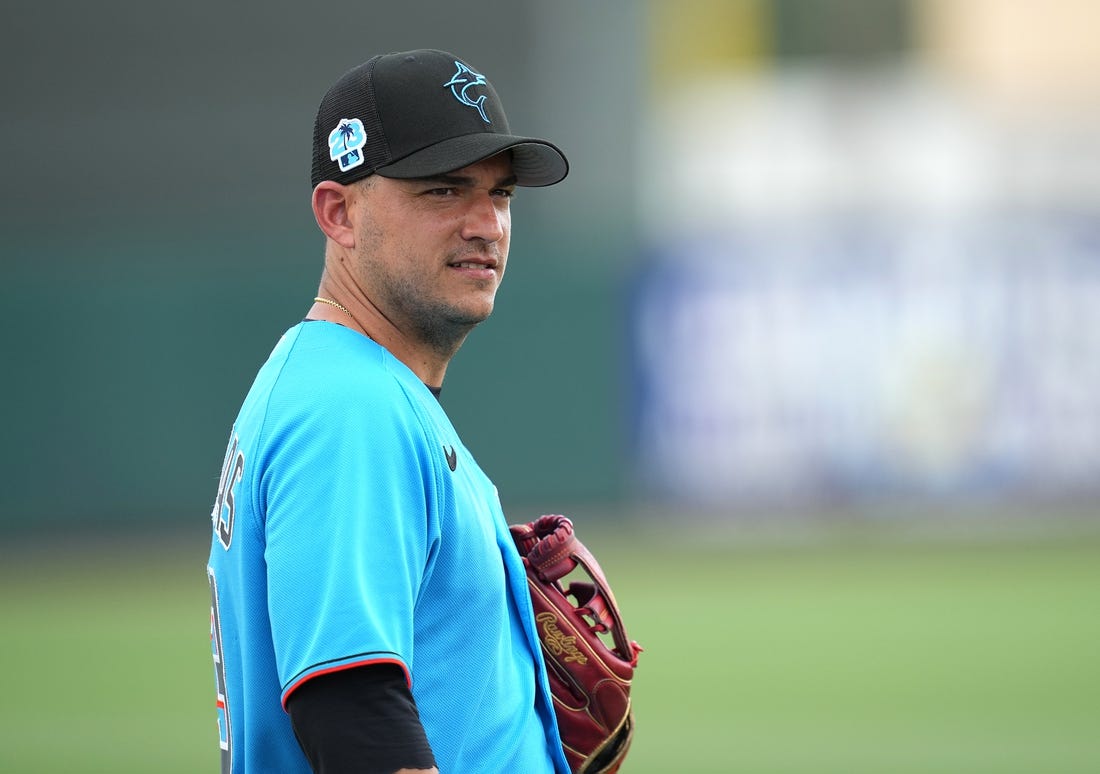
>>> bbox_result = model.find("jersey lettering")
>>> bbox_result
[211,434,245,550]
[208,567,232,773]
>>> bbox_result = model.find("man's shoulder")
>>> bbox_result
[264,321,393,391]
[250,321,435,423]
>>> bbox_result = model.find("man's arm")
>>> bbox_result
[287,663,438,774]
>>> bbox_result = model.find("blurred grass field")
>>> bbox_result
[1,518,1098,773]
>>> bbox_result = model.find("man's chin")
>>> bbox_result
[454,298,496,326]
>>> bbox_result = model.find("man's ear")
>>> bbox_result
[311,181,356,248]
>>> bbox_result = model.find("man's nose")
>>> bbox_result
[461,194,507,242]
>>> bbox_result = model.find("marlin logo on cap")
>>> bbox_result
[328,118,367,173]
[444,62,490,123]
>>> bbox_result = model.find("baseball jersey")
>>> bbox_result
[207,320,570,773]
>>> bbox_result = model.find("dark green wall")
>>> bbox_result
[1,222,627,531]
[0,1,644,532]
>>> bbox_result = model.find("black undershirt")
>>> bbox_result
[287,664,436,773]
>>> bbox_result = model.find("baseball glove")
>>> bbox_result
[510,515,642,774]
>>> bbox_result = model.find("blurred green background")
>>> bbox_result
[3,0,1099,771]
[2,523,1098,773]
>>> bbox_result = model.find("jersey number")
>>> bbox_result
[209,567,232,773]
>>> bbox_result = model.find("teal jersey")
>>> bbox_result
[207,321,569,773]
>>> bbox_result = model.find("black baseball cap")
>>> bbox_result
[311,49,569,188]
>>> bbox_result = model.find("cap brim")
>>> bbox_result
[376,134,569,187]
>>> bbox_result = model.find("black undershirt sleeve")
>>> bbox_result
[287,663,437,774]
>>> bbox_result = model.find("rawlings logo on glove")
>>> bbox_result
[510,515,642,774]
[537,612,589,664]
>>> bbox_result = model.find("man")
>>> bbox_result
[207,49,571,773]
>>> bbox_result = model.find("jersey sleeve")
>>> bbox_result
[253,365,444,707]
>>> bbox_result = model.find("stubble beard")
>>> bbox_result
[403,278,491,359]
[358,246,498,360]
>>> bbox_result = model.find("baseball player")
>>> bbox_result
[206,49,571,773]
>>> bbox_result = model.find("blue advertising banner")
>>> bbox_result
[628,216,1100,507]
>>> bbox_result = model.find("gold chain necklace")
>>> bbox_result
[313,296,352,318]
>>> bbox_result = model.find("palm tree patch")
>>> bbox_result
[328,118,367,173]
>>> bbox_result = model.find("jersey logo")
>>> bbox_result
[443,444,458,472]
[443,62,491,123]
[328,118,367,173]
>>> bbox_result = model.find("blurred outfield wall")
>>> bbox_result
[0,1,644,531]
[630,0,1100,515]
[4,0,1099,534]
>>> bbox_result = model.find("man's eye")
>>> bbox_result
[493,189,516,199]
